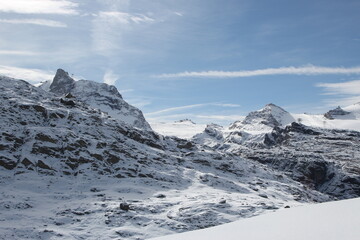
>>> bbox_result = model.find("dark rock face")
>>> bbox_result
[238,123,360,199]
[60,98,76,107]
[0,156,17,170]
[49,69,75,95]
[324,106,350,119]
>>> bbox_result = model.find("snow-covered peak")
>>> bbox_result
[229,103,295,134]
[39,69,151,130]
[324,106,351,119]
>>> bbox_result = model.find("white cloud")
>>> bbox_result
[173,12,183,17]
[92,11,155,55]
[0,65,54,84]
[0,50,41,55]
[103,70,119,85]
[147,103,207,116]
[119,89,134,93]
[96,11,154,25]
[157,65,360,78]
[0,18,67,27]
[126,98,152,108]
[214,103,241,107]
[317,80,360,95]
[317,80,360,107]
[146,103,242,116]
[0,0,79,15]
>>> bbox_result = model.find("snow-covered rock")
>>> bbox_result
[229,103,295,134]
[41,69,152,130]
[0,72,359,240]
[324,106,351,119]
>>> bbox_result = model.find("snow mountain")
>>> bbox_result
[40,69,152,130]
[0,71,359,240]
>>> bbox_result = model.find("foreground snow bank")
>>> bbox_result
[150,197,360,240]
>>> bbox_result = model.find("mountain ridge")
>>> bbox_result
[0,71,359,240]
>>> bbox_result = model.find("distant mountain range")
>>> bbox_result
[0,69,359,240]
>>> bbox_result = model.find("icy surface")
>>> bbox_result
[150,197,360,240]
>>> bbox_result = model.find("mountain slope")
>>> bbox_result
[150,197,360,240]
[0,73,359,240]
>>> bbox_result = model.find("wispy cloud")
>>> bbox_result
[0,0,79,15]
[0,65,53,84]
[147,103,207,116]
[92,11,155,55]
[213,103,241,107]
[0,18,67,27]
[98,11,154,24]
[0,50,41,56]
[127,98,152,108]
[119,89,134,93]
[317,80,360,95]
[103,69,119,85]
[157,65,360,78]
[146,103,242,116]
[317,80,360,107]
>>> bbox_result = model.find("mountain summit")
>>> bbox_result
[229,103,295,132]
[40,69,151,130]
[49,68,75,95]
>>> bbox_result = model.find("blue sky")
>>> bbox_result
[1,0,360,125]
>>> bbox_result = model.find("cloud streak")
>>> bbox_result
[0,65,54,84]
[146,102,241,116]
[0,18,67,27]
[317,80,360,107]
[157,65,360,78]
[147,103,207,116]
[0,0,79,15]
[92,11,155,56]
[317,80,360,95]
[0,50,41,56]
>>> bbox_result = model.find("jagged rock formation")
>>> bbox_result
[324,106,351,119]
[194,105,360,199]
[41,69,151,130]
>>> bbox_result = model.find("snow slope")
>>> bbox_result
[150,197,360,240]
[150,120,206,139]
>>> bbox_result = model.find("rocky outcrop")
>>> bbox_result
[49,69,75,95]
[42,69,152,130]
[324,106,350,119]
